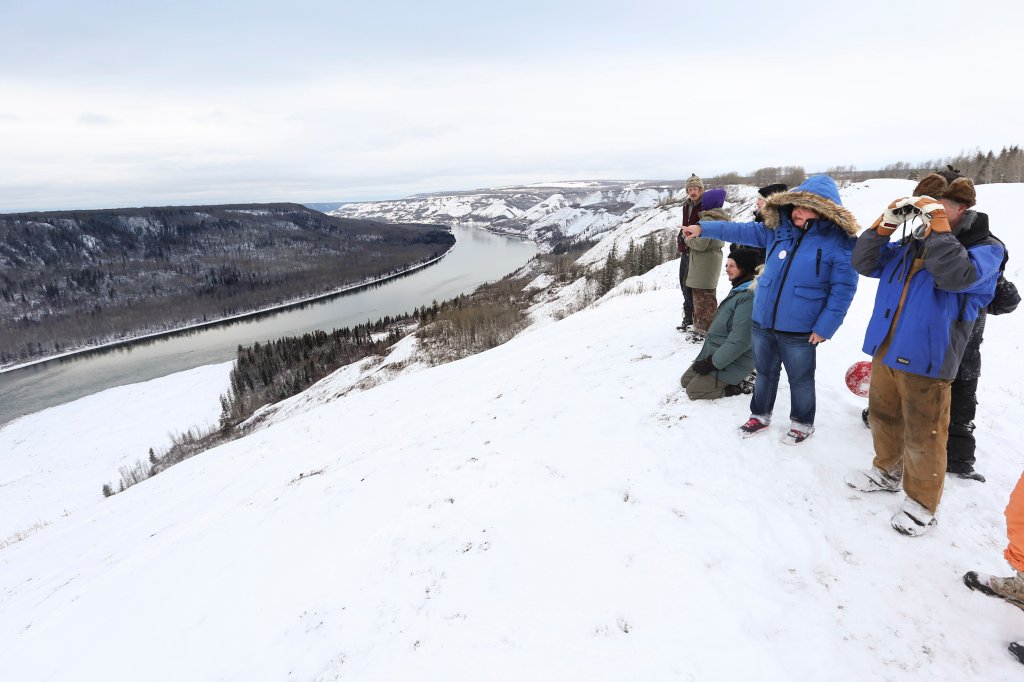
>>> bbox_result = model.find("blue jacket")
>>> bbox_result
[853,210,1003,380]
[698,175,860,339]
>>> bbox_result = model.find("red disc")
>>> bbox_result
[845,360,872,398]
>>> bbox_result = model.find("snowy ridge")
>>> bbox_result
[3,180,1024,679]
[332,180,691,248]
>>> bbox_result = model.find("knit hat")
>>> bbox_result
[757,183,788,198]
[728,247,762,277]
[701,188,726,210]
[685,174,705,191]
[913,171,977,208]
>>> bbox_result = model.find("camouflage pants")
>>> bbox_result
[691,288,718,335]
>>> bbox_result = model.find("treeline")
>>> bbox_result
[826,146,1024,184]
[219,325,406,427]
[595,231,676,296]
[701,145,1024,188]
[0,203,454,366]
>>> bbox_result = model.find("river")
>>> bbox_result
[0,225,538,426]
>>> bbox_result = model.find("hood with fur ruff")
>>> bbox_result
[759,175,860,236]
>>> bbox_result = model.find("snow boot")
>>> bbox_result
[890,496,937,536]
[861,408,870,429]
[685,330,705,344]
[845,467,901,493]
[963,570,1024,611]
[948,467,986,483]
[1009,642,1024,664]
[739,371,757,395]
[677,315,693,332]
[738,417,770,438]
[781,424,814,445]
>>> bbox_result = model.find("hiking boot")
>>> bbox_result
[891,496,937,536]
[845,467,902,493]
[738,417,770,438]
[861,408,870,429]
[781,424,814,445]
[964,570,1024,610]
[1010,642,1024,664]
[948,468,986,483]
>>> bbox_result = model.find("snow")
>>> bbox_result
[2,180,1024,680]
[0,362,232,542]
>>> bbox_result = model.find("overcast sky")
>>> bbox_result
[2,0,1021,212]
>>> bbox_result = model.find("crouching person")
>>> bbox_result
[680,248,761,400]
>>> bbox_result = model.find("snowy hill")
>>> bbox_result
[3,180,1024,680]
[331,180,702,249]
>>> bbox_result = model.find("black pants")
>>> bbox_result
[679,255,693,320]
[947,310,986,473]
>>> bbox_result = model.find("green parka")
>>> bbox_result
[685,206,728,289]
[694,277,755,385]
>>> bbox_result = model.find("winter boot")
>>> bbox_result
[677,314,693,332]
[1010,642,1024,664]
[781,423,814,445]
[891,496,937,536]
[845,467,902,493]
[948,467,986,483]
[963,570,1024,611]
[861,408,870,429]
[738,416,770,438]
[739,371,757,395]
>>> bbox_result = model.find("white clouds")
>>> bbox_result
[1,1,1023,210]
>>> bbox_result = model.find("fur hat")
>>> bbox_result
[913,172,977,208]
[757,183,788,198]
[685,174,705,191]
[728,247,762,277]
[944,177,977,207]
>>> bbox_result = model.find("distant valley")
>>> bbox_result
[0,203,453,367]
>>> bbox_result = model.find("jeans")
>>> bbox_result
[749,324,817,426]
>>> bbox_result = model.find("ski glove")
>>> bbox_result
[692,358,716,375]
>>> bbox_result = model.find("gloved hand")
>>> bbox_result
[905,195,951,237]
[692,358,716,375]
[872,197,916,237]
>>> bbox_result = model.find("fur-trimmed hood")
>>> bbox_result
[760,175,860,236]
[699,207,731,222]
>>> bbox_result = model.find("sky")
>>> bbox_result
[2,0,1022,212]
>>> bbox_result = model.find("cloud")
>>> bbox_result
[78,113,117,126]
[1,1,1023,213]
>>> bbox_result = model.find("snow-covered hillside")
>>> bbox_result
[3,180,1024,680]
[332,180,704,248]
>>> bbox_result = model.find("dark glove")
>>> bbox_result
[692,358,716,375]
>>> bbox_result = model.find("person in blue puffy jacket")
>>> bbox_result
[682,175,860,444]
[845,173,1003,536]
